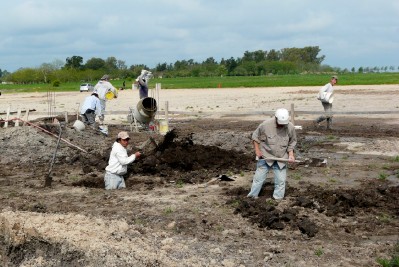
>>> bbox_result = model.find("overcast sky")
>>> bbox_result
[1,0,398,72]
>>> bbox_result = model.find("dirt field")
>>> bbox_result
[0,85,398,266]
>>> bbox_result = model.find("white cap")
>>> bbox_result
[275,108,289,125]
[117,131,130,139]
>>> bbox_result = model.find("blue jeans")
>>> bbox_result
[247,160,287,199]
[104,172,126,190]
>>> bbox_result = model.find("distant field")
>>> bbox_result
[0,73,398,93]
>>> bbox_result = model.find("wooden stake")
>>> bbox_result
[23,109,30,126]
[15,109,21,127]
[4,106,10,128]
[165,101,169,122]
[290,103,296,126]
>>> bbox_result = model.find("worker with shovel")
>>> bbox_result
[104,131,141,190]
[247,108,297,201]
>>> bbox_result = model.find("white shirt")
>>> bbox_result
[80,95,102,116]
[318,83,334,103]
[320,83,334,94]
[105,142,136,175]
[93,80,118,100]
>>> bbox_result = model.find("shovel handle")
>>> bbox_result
[261,156,302,163]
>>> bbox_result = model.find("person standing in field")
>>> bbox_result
[315,75,338,129]
[247,108,297,201]
[136,70,152,99]
[93,74,118,124]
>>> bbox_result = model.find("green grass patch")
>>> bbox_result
[164,207,174,214]
[292,173,302,180]
[176,180,184,188]
[376,256,399,267]
[2,72,399,93]
[378,172,388,180]
[315,248,324,257]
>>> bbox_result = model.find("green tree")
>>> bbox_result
[202,57,218,72]
[65,56,83,70]
[156,62,168,72]
[105,57,118,71]
[85,57,106,70]
[117,60,127,70]
[39,63,56,83]
[266,49,280,61]
[220,57,238,75]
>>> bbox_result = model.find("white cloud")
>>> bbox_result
[1,0,398,71]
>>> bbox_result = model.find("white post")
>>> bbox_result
[165,101,169,122]
[15,109,21,127]
[4,106,10,128]
[290,103,296,126]
[23,109,30,126]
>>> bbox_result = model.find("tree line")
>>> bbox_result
[0,46,397,84]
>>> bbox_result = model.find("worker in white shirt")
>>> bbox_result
[80,93,102,128]
[104,131,141,190]
[93,74,118,124]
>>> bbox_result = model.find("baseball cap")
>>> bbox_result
[275,108,290,125]
[117,131,130,140]
[101,74,110,80]
[331,75,338,80]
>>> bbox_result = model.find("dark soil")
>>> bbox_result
[0,117,398,266]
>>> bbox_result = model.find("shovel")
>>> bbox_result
[261,156,327,167]
[198,174,236,188]
[262,156,302,163]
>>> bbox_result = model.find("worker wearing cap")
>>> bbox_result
[247,108,297,200]
[315,76,338,129]
[104,131,141,190]
[93,74,118,124]
[80,93,102,128]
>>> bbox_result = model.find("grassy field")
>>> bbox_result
[0,73,398,93]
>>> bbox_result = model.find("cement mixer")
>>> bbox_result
[128,97,157,129]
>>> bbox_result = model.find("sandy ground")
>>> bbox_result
[1,84,399,122]
[0,85,399,267]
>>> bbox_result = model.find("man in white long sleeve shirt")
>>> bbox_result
[80,93,102,128]
[315,76,338,129]
[104,131,141,190]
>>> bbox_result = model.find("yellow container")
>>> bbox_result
[159,119,169,135]
[105,88,118,100]
[105,91,114,100]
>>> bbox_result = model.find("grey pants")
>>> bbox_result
[139,85,148,99]
[104,172,126,190]
[316,102,333,128]
[81,110,96,128]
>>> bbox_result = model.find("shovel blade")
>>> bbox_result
[305,157,327,167]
